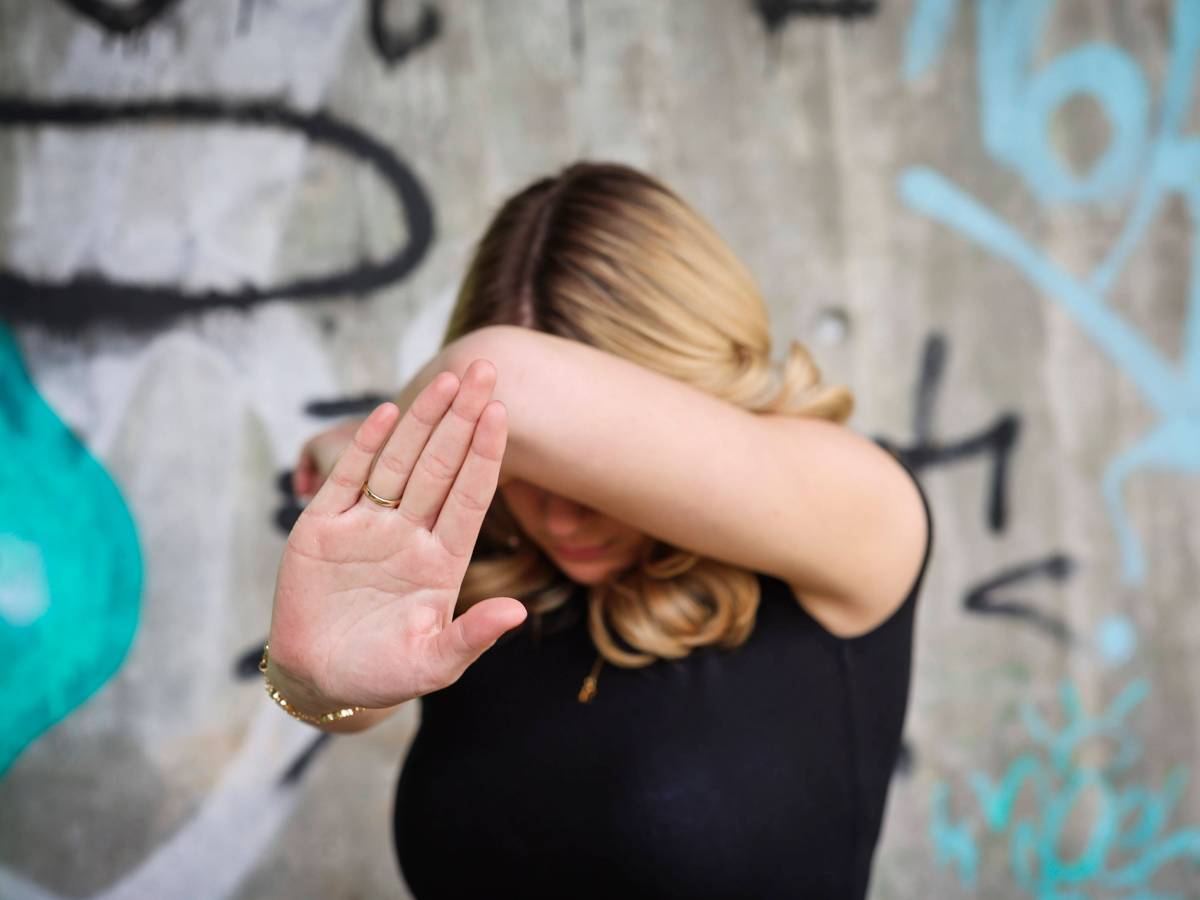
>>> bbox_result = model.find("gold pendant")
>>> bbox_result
[577,654,603,703]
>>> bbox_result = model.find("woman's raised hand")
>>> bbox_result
[267,359,528,710]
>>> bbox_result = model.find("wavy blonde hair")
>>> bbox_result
[443,161,854,667]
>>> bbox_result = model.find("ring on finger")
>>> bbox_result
[361,481,401,508]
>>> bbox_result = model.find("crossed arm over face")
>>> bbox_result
[431,325,929,639]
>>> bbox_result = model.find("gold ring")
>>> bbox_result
[361,481,401,508]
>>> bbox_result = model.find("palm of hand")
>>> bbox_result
[267,359,527,710]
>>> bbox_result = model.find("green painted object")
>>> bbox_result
[0,324,143,776]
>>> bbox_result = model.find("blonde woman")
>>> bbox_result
[266,161,933,899]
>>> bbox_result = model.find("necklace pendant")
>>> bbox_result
[578,654,604,703]
[577,677,598,703]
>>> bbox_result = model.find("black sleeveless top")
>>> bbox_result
[393,449,933,899]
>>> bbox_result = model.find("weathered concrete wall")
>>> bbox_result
[1,1,1197,897]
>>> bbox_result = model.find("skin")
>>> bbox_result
[499,478,656,584]
[273,361,656,735]
[291,419,656,587]
[451,326,929,638]
[277,329,930,734]
[268,363,529,735]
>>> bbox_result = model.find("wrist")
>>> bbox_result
[263,657,331,715]
[259,643,365,725]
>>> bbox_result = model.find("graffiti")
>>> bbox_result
[275,469,304,534]
[930,661,1200,895]
[53,0,183,35]
[964,556,1075,643]
[56,0,443,62]
[895,10,1200,885]
[0,705,337,899]
[878,334,1019,532]
[368,0,441,66]
[0,325,143,776]
[281,731,334,783]
[881,333,1076,641]
[900,0,1200,587]
[0,97,435,334]
[233,637,336,783]
[752,0,878,33]
[235,642,268,679]
[235,641,336,784]
[305,393,392,418]
[270,393,390,533]
[0,639,339,897]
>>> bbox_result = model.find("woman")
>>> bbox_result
[264,162,934,899]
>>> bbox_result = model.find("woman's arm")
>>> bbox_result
[440,325,929,637]
[393,347,460,417]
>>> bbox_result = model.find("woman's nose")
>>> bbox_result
[544,493,590,537]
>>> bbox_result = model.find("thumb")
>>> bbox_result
[432,596,527,681]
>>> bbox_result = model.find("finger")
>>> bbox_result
[397,359,497,529]
[429,596,527,683]
[306,402,401,517]
[292,467,308,501]
[433,400,507,558]
[293,453,316,500]
[362,371,460,511]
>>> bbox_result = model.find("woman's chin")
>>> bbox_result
[556,560,612,583]
[553,553,640,586]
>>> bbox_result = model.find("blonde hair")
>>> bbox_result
[443,161,854,667]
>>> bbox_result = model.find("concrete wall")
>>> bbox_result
[1,1,1197,897]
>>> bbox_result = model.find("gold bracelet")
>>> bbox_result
[258,642,366,726]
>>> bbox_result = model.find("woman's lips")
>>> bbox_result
[553,541,613,560]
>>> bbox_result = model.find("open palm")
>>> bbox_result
[267,359,527,710]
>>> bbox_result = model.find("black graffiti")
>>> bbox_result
[275,469,304,534]
[234,642,266,679]
[281,733,334,784]
[875,333,1018,533]
[369,0,441,66]
[265,393,393,532]
[964,555,1077,643]
[54,0,183,34]
[877,331,1081,778]
[305,393,392,417]
[233,642,337,784]
[878,415,1019,533]
[0,97,435,333]
[753,0,878,33]
[878,332,1077,646]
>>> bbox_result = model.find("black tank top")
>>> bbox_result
[393,447,933,899]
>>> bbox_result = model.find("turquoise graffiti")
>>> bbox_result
[929,661,1200,894]
[900,0,1200,586]
[0,324,142,776]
